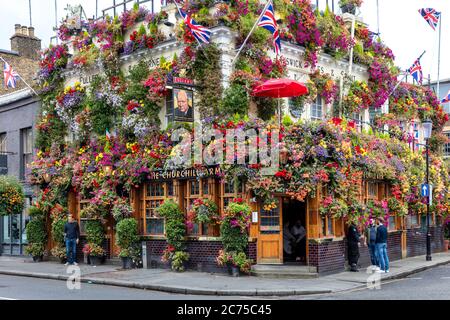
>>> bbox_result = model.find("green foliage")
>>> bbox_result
[26,218,47,244]
[155,200,186,251]
[116,218,140,257]
[52,218,66,245]
[239,14,269,47]
[88,76,116,135]
[25,243,46,257]
[170,251,190,272]
[0,176,24,216]
[255,97,277,121]
[28,206,45,218]
[221,83,249,116]
[85,220,105,246]
[220,201,251,253]
[282,115,294,127]
[191,44,223,118]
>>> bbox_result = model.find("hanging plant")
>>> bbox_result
[0,176,25,216]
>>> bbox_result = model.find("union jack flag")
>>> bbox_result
[180,9,211,44]
[441,90,450,104]
[258,2,281,55]
[419,8,441,31]
[407,59,423,85]
[3,61,19,89]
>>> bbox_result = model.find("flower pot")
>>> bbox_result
[341,4,356,15]
[231,266,240,277]
[32,255,43,262]
[444,240,449,252]
[121,257,133,269]
[89,256,102,266]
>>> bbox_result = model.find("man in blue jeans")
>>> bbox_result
[365,219,378,269]
[64,214,80,266]
[375,217,389,273]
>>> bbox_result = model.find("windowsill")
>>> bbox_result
[310,236,344,244]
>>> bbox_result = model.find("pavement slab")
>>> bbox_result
[0,253,448,297]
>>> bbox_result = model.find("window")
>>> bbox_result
[21,128,33,180]
[141,182,176,235]
[184,179,216,236]
[79,200,91,235]
[368,182,378,200]
[221,179,245,212]
[444,132,450,157]
[406,214,419,228]
[321,216,334,237]
[369,107,381,125]
[388,216,396,231]
[0,133,6,153]
[260,201,280,234]
[310,96,323,121]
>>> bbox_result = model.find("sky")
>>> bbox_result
[0,0,449,92]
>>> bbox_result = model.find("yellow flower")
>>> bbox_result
[95,153,104,162]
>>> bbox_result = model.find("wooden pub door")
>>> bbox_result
[257,197,283,264]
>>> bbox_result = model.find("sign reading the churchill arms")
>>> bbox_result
[149,166,223,181]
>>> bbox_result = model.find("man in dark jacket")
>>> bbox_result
[347,223,361,272]
[375,217,389,273]
[64,214,80,266]
[365,219,378,268]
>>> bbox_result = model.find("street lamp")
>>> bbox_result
[423,119,433,262]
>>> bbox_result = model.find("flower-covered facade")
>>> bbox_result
[29,1,449,274]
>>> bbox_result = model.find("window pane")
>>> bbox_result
[190,180,200,195]
[0,133,6,152]
[3,216,10,241]
[328,218,334,235]
[22,128,33,154]
[311,97,322,120]
[147,218,165,235]
[202,180,209,195]
[444,132,450,156]
[166,181,174,197]
[321,217,327,236]
[388,216,396,231]
[260,204,280,234]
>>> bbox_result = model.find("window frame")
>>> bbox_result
[220,179,246,214]
[184,179,215,237]
[310,96,323,121]
[21,128,33,180]
[0,132,6,153]
[141,181,176,236]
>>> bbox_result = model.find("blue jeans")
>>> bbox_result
[66,239,77,264]
[368,243,378,266]
[376,243,389,271]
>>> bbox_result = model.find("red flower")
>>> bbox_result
[332,117,343,126]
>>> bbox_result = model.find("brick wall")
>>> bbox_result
[308,240,346,274]
[309,231,404,275]
[407,226,444,258]
[144,239,257,273]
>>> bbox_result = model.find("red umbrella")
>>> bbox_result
[251,79,309,125]
[252,78,308,98]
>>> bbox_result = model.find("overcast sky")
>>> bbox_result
[1,0,449,94]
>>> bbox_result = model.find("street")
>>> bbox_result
[298,264,450,300]
[0,264,449,300]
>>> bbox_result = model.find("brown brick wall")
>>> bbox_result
[145,239,257,273]
[308,240,346,274]
[406,226,444,258]
[0,52,39,96]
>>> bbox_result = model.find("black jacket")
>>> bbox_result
[376,224,388,244]
[64,222,80,240]
[347,225,361,243]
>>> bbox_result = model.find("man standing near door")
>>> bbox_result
[64,214,80,266]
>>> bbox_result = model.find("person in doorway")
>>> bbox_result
[291,220,306,262]
[365,218,378,270]
[347,222,361,272]
[64,214,80,266]
[283,221,296,260]
[375,217,389,273]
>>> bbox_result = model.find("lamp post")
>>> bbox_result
[422,119,433,262]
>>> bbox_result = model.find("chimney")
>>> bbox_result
[10,24,41,60]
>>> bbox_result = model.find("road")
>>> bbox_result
[0,264,449,300]
[295,264,450,300]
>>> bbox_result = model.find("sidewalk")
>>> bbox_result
[0,253,449,297]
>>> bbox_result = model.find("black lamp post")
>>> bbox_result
[422,119,433,262]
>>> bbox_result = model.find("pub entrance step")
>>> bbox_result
[251,264,319,279]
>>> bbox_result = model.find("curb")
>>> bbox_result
[0,258,448,297]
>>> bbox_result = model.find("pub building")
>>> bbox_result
[40,2,446,276]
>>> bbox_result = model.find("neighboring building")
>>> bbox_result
[0,25,41,256]
[429,79,450,159]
